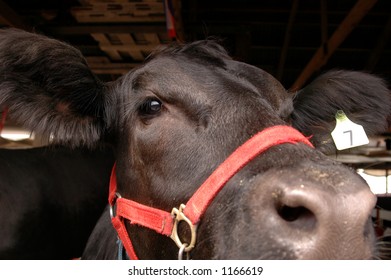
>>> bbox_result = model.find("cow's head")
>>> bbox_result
[1,29,390,259]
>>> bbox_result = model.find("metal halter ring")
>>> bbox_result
[109,192,122,219]
[170,204,198,253]
[178,243,190,260]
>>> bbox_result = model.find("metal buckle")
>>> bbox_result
[109,192,122,219]
[170,204,197,253]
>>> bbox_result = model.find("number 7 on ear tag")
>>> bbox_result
[331,110,369,150]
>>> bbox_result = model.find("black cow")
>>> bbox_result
[0,146,114,259]
[1,28,390,259]
[83,206,118,260]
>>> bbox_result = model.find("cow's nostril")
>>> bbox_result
[277,205,317,230]
[278,205,306,221]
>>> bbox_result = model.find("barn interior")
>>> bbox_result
[0,0,390,242]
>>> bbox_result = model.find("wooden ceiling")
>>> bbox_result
[0,0,390,90]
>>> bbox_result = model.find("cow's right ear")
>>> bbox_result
[0,28,114,148]
[290,70,391,154]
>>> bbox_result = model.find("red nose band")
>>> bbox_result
[109,125,314,259]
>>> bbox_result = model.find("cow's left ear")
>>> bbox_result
[290,70,391,154]
[0,28,113,148]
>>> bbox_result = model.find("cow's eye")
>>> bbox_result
[139,98,162,116]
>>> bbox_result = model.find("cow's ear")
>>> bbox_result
[0,28,111,148]
[290,70,391,154]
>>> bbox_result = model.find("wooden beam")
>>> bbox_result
[91,32,161,61]
[86,57,139,75]
[71,2,165,23]
[91,33,122,60]
[277,0,298,81]
[291,0,378,91]
[43,24,167,35]
[116,34,144,61]
[0,0,30,30]
[366,15,391,71]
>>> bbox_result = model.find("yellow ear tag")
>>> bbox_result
[331,110,369,150]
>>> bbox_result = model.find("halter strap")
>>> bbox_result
[109,125,314,259]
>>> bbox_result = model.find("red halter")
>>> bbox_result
[109,125,313,259]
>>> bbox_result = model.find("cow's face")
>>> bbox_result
[114,51,286,201]
[110,42,376,259]
[1,30,389,259]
